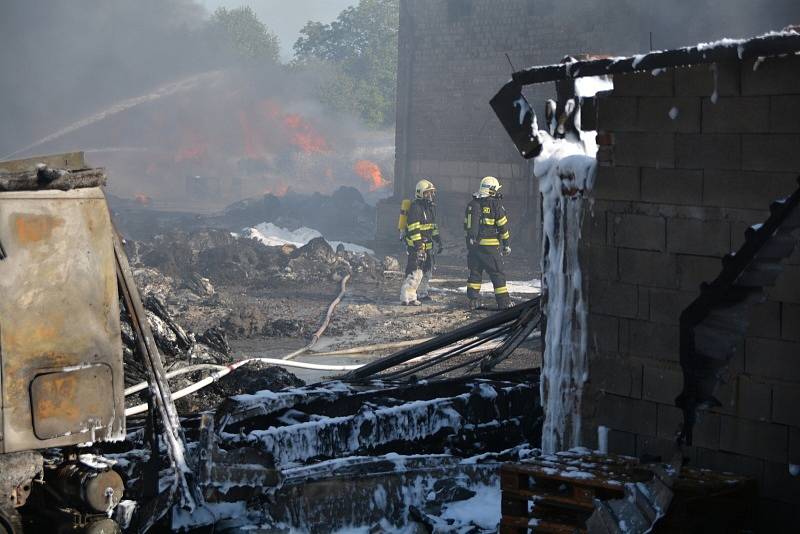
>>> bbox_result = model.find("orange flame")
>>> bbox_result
[354,160,388,191]
[134,193,152,206]
[283,113,330,154]
[263,183,289,197]
[174,129,208,163]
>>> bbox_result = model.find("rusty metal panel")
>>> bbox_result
[0,187,124,452]
[30,364,114,440]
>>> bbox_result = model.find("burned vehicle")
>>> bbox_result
[0,153,125,533]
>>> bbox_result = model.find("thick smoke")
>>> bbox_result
[0,0,394,208]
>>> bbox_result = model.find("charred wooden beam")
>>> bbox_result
[344,297,540,380]
[0,166,106,191]
[508,31,800,87]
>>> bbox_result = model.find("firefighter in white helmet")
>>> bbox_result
[464,176,512,310]
[400,179,442,305]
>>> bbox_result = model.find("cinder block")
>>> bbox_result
[637,97,701,133]
[791,427,800,465]
[742,54,800,96]
[596,96,638,132]
[674,62,740,97]
[742,134,800,173]
[782,303,800,341]
[702,97,769,133]
[637,434,696,464]
[595,393,658,435]
[762,461,800,505]
[649,288,696,325]
[588,356,642,398]
[593,166,640,201]
[624,320,679,362]
[638,286,650,320]
[582,210,607,245]
[732,375,772,422]
[677,254,723,291]
[588,313,620,354]
[703,169,799,210]
[607,429,637,457]
[767,265,800,304]
[720,415,788,462]
[667,218,730,256]
[772,384,800,428]
[612,69,675,97]
[587,280,638,318]
[770,95,800,133]
[745,337,800,382]
[675,134,741,170]
[619,249,678,289]
[642,364,682,405]
[746,300,781,339]
[582,245,618,281]
[641,168,703,206]
[614,132,675,168]
[612,213,665,251]
[695,448,764,482]
[658,403,720,449]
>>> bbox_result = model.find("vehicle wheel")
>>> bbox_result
[0,506,22,534]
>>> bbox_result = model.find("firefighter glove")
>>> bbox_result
[416,248,428,263]
[502,245,511,256]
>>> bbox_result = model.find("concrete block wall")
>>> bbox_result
[581,56,800,525]
[391,0,652,259]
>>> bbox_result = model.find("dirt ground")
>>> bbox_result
[170,252,542,384]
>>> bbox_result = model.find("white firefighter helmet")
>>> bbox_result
[415,179,436,199]
[478,176,501,197]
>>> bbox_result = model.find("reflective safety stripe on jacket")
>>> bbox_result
[405,199,439,249]
[464,196,510,248]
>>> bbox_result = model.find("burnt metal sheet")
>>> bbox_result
[30,364,114,440]
[0,187,124,452]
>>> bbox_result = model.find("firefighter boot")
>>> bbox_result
[495,293,512,309]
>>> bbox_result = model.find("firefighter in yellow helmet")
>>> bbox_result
[464,176,512,310]
[400,179,442,305]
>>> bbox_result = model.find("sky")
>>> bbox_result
[198,0,355,60]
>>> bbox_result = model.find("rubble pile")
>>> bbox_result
[217,186,376,244]
[131,229,384,289]
[110,186,377,245]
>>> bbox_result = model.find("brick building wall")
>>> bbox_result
[386,0,799,265]
[580,55,800,525]
[386,0,648,260]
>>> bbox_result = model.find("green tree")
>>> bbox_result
[294,0,399,127]
[210,6,280,63]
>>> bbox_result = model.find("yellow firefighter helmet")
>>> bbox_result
[478,176,501,197]
[415,179,436,199]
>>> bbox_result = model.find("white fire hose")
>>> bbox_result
[124,357,362,417]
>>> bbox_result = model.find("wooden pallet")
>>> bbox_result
[500,451,650,533]
[500,451,757,534]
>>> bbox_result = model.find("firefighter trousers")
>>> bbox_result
[466,246,510,307]
[400,248,432,303]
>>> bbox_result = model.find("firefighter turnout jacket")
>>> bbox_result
[405,199,440,251]
[464,196,510,250]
